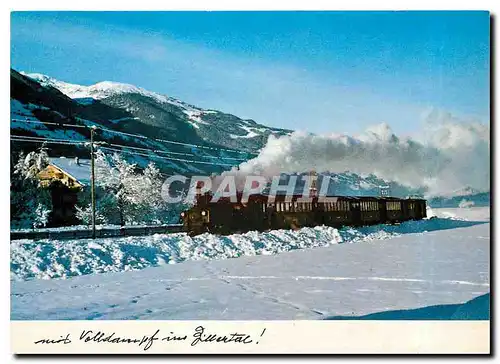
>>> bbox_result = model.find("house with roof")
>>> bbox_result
[38,157,91,189]
[38,157,91,226]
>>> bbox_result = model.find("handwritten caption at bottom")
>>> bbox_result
[34,326,267,351]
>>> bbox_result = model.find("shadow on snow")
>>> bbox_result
[344,217,488,237]
[325,293,490,320]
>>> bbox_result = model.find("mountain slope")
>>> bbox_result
[12,69,487,200]
[24,73,292,153]
[10,69,250,175]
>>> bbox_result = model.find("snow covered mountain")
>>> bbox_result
[10,69,413,195]
[11,69,256,176]
[23,72,292,153]
[11,68,489,201]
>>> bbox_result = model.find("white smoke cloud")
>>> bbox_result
[231,110,489,197]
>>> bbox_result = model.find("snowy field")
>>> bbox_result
[11,207,490,320]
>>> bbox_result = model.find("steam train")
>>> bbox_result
[180,192,427,236]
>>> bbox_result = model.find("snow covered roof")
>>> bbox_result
[49,157,91,186]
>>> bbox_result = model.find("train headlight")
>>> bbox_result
[201,210,207,216]
[180,212,185,218]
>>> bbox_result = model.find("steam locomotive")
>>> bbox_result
[180,192,427,236]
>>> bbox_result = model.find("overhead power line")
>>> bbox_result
[12,118,259,156]
[11,118,89,129]
[98,145,235,167]
[10,136,87,146]
[106,141,248,161]
[99,127,258,155]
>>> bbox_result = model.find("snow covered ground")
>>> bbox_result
[11,207,489,320]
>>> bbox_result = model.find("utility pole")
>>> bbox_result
[90,126,97,239]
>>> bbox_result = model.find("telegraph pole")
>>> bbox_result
[90,126,97,239]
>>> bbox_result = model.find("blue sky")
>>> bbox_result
[11,11,490,135]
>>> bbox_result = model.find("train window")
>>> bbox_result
[386,201,402,211]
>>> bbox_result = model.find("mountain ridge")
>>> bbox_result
[10,68,489,203]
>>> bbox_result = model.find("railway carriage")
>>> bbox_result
[181,192,427,236]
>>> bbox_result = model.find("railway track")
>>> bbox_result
[10,224,185,241]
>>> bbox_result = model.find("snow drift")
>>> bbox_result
[11,216,486,281]
[234,110,489,197]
